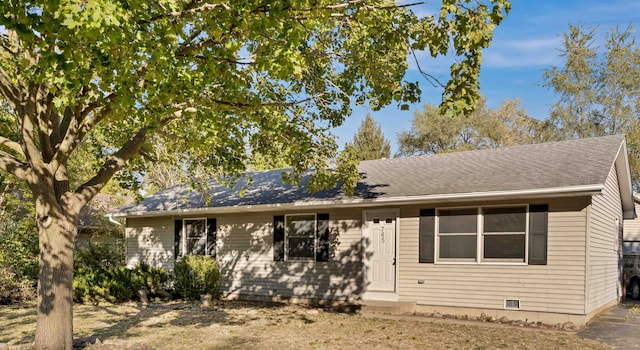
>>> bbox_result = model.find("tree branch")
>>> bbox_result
[74,125,149,207]
[51,93,117,173]
[0,136,25,157]
[201,94,323,108]
[35,84,56,163]
[0,150,30,181]
[73,115,174,207]
[19,100,43,167]
[0,67,21,111]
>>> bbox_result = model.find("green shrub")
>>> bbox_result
[73,263,170,303]
[0,265,35,304]
[0,184,39,289]
[74,241,124,271]
[130,263,170,299]
[174,255,221,301]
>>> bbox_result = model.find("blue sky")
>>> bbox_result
[332,0,640,155]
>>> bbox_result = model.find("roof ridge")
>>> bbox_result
[359,134,626,165]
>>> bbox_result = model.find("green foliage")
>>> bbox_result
[0,264,35,304]
[544,23,640,186]
[397,98,551,156]
[73,263,170,304]
[174,255,222,301]
[129,263,171,297]
[0,0,510,342]
[0,0,511,197]
[74,241,124,271]
[349,114,391,161]
[73,242,170,303]
[0,173,38,304]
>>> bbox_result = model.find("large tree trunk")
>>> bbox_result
[34,198,78,350]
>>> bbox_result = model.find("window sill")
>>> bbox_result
[434,261,527,266]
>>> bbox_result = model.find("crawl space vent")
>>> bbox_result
[504,299,520,310]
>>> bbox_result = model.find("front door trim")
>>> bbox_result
[362,208,399,301]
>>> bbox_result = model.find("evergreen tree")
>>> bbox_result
[350,114,391,160]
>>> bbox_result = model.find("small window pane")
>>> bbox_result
[286,214,316,260]
[484,234,525,259]
[287,215,315,237]
[288,237,314,259]
[484,207,526,233]
[439,209,477,233]
[185,219,206,256]
[439,235,476,258]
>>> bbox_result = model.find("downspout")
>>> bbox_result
[107,214,122,226]
[584,200,591,316]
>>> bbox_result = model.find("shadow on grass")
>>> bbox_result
[0,304,38,344]
[1,299,356,348]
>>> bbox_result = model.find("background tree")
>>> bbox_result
[349,114,391,160]
[544,23,640,185]
[397,97,549,156]
[0,1,509,348]
[0,174,38,304]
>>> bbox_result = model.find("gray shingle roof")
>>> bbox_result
[114,135,627,216]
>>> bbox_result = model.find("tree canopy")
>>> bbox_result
[0,1,510,348]
[543,23,640,186]
[349,114,391,160]
[397,97,549,156]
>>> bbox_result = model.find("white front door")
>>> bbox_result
[364,210,397,292]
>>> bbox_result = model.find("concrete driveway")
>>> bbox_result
[578,299,640,349]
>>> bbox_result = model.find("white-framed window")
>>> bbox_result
[436,206,528,263]
[184,218,207,256]
[437,208,478,261]
[482,207,527,262]
[285,213,316,261]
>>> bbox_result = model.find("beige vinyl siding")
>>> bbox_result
[397,197,589,315]
[126,209,364,301]
[622,201,640,254]
[587,165,623,313]
[125,217,174,271]
[212,208,364,301]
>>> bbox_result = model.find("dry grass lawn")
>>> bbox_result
[0,301,612,349]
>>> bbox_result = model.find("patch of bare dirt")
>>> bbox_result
[0,301,612,350]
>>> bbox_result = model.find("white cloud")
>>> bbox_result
[483,37,563,68]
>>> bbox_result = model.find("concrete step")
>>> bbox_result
[360,300,416,315]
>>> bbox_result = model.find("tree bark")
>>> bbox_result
[33,196,77,350]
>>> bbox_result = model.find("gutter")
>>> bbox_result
[111,184,604,219]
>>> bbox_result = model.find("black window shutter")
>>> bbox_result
[316,213,330,262]
[273,215,285,261]
[207,218,217,259]
[174,219,183,260]
[419,209,435,263]
[528,204,548,265]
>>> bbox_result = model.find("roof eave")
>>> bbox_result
[111,184,604,219]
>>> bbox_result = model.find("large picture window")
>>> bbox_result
[285,214,316,260]
[436,206,528,263]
